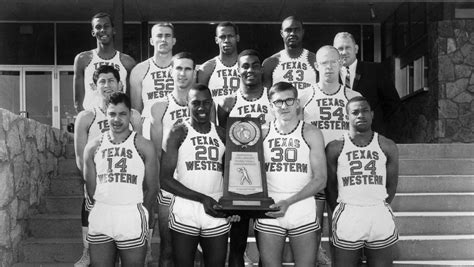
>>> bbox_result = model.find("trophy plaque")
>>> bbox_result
[217,117,278,218]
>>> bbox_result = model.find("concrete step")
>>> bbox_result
[398,175,474,193]
[398,144,474,159]
[57,159,80,176]
[28,211,474,238]
[394,212,474,235]
[42,196,82,214]
[392,193,474,212]
[49,178,83,196]
[245,235,474,262]
[399,158,474,175]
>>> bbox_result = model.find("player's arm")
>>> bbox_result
[217,95,235,128]
[262,55,278,89]
[196,59,215,85]
[130,109,142,135]
[325,139,344,212]
[150,101,167,162]
[266,123,327,218]
[83,137,101,201]
[121,53,137,97]
[380,136,399,204]
[308,51,319,83]
[136,135,159,216]
[129,61,147,113]
[73,110,93,174]
[160,123,225,217]
[73,52,90,113]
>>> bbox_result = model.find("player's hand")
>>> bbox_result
[227,215,241,223]
[265,200,288,218]
[202,196,226,218]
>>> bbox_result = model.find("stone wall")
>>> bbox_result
[0,109,68,267]
[435,20,474,142]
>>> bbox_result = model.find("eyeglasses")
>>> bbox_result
[317,60,340,67]
[272,98,296,108]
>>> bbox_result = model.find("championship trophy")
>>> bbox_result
[217,117,277,217]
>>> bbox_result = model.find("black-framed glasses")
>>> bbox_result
[272,98,296,108]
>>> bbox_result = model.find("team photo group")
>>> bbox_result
[73,11,401,267]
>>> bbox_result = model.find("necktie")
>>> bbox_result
[345,66,351,89]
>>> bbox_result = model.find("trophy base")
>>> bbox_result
[217,196,279,218]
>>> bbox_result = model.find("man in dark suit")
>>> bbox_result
[333,32,401,138]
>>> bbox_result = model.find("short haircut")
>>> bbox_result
[346,96,371,113]
[91,12,114,27]
[188,83,211,98]
[316,45,341,61]
[151,22,175,37]
[334,32,357,45]
[216,21,239,36]
[106,92,131,110]
[238,49,261,64]
[268,82,298,100]
[171,52,195,68]
[93,65,120,85]
[282,16,304,29]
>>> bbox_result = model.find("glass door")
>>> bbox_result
[57,66,75,131]
[24,68,54,126]
[0,66,22,115]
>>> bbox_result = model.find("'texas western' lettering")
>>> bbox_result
[345,150,380,161]
[267,137,301,149]
[341,174,383,186]
[97,172,137,184]
[236,104,268,115]
[93,62,120,71]
[265,162,308,173]
[100,147,133,159]
[281,61,308,71]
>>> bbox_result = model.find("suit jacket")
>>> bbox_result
[342,61,401,136]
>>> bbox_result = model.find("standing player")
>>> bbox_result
[160,84,238,267]
[255,82,327,267]
[217,49,274,267]
[198,22,241,102]
[325,96,399,267]
[74,12,136,112]
[130,22,176,139]
[73,65,141,267]
[262,16,318,105]
[303,46,361,258]
[82,92,158,266]
[149,52,195,267]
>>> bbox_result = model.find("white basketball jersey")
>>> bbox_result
[83,50,127,110]
[87,108,109,143]
[161,94,189,150]
[228,88,274,125]
[176,121,225,198]
[263,121,312,194]
[93,131,145,205]
[303,84,350,145]
[208,57,241,100]
[337,132,388,206]
[271,49,317,101]
[141,59,174,118]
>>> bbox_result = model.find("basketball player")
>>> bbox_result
[73,65,141,267]
[255,82,327,267]
[148,52,195,267]
[130,22,176,139]
[325,96,399,267]
[160,84,239,267]
[74,12,136,112]
[217,49,274,267]
[198,22,241,102]
[262,16,318,105]
[82,92,158,266]
[303,46,361,260]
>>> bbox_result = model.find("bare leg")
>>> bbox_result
[89,241,117,267]
[365,245,395,267]
[120,244,147,267]
[289,231,317,267]
[200,233,229,267]
[170,230,199,267]
[256,231,285,267]
[158,203,174,267]
[333,247,361,267]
